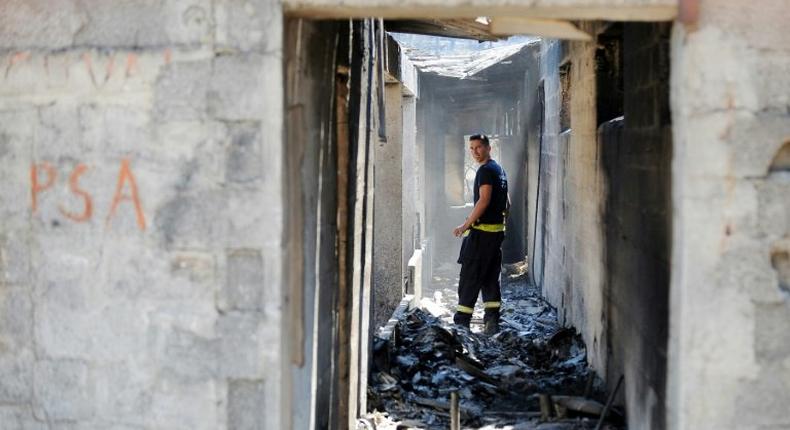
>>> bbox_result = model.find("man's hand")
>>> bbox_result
[453,223,469,237]
[455,185,491,237]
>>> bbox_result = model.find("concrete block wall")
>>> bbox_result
[668,1,790,429]
[536,22,672,428]
[537,29,608,374]
[0,1,285,428]
[603,23,672,430]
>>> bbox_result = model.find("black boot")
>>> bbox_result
[453,312,472,329]
[484,309,500,335]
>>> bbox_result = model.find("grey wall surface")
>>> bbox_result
[372,83,404,328]
[532,23,672,429]
[401,95,419,296]
[523,45,543,290]
[417,76,452,270]
[536,33,608,375]
[668,2,790,429]
[0,1,286,428]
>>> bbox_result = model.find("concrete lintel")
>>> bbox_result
[490,17,593,41]
[399,51,419,98]
[283,3,677,21]
[386,35,419,97]
[385,70,400,84]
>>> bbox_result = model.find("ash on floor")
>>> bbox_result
[365,263,624,429]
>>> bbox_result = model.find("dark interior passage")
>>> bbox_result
[285,18,673,429]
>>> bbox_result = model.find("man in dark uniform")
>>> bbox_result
[452,134,509,334]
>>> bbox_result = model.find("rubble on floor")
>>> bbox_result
[366,266,623,429]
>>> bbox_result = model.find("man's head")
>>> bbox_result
[469,134,491,164]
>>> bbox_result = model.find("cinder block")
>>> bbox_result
[755,303,790,361]
[209,54,272,121]
[225,122,263,184]
[72,0,211,48]
[162,0,214,46]
[0,0,85,49]
[720,112,790,178]
[701,1,790,52]
[79,104,152,157]
[0,107,34,156]
[0,231,31,286]
[218,312,264,378]
[0,405,46,430]
[160,328,218,382]
[73,2,167,47]
[227,379,266,430]
[222,188,280,249]
[758,178,790,240]
[34,280,94,359]
[154,190,228,249]
[0,349,33,403]
[154,60,212,122]
[90,303,150,362]
[148,378,218,430]
[153,120,228,190]
[215,0,282,52]
[33,359,94,421]
[81,245,213,304]
[223,249,264,311]
[674,27,761,115]
[92,362,152,425]
[38,103,83,157]
[736,363,790,429]
[0,285,33,351]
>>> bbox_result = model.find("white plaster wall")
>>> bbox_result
[668,1,790,429]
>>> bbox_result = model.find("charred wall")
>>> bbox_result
[285,18,342,429]
[532,22,672,429]
[536,29,608,376]
[601,22,672,430]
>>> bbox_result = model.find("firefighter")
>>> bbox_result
[452,134,510,334]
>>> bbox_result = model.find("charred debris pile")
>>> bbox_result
[367,275,624,429]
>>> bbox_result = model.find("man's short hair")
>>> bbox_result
[469,134,490,146]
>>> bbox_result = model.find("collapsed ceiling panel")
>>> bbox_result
[401,40,538,79]
[385,16,592,46]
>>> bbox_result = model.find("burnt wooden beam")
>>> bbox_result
[385,19,500,41]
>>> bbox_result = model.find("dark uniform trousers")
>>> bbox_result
[453,228,505,327]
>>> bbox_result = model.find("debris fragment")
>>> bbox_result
[367,267,621,429]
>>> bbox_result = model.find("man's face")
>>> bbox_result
[469,139,491,163]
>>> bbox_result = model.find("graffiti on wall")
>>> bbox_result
[31,159,146,231]
[4,49,173,85]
